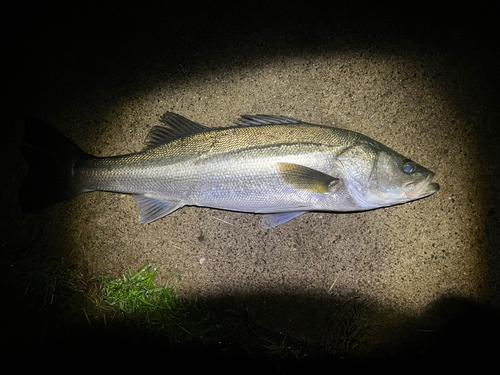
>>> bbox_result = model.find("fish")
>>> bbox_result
[19,112,439,228]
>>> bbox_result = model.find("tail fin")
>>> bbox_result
[19,117,93,213]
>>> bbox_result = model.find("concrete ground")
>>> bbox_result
[3,2,499,362]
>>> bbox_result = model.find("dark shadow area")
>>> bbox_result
[6,2,498,117]
[1,255,498,373]
[3,1,500,372]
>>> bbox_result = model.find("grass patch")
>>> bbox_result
[97,264,190,335]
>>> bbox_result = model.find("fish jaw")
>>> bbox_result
[403,173,440,200]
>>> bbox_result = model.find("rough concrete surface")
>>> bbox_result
[3,1,499,366]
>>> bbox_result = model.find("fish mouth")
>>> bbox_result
[404,174,440,199]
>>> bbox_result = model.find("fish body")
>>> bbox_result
[20,112,439,228]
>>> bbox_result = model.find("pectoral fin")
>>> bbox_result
[276,163,340,193]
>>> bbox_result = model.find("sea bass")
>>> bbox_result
[20,112,439,228]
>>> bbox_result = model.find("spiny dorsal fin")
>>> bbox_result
[236,115,302,126]
[143,112,211,150]
[277,162,340,193]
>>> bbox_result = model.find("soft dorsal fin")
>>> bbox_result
[143,112,211,150]
[236,114,302,126]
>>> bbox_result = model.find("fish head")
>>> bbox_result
[337,142,439,208]
[366,148,440,206]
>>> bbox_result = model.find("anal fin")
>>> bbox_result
[134,194,184,224]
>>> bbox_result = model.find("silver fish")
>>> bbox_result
[20,112,439,228]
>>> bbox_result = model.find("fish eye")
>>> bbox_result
[402,160,415,173]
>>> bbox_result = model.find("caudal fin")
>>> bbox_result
[19,117,93,213]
